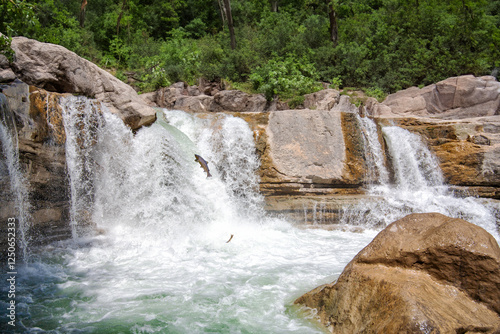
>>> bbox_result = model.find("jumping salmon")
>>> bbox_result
[194,154,212,178]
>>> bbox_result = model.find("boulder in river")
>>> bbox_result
[295,213,500,333]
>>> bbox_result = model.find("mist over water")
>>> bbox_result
[2,99,498,333]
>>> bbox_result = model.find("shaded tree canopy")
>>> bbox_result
[1,0,499,100]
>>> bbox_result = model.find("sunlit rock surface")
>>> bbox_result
[371,75,500,119]
[8,37,156,129]
[295,213,500,333]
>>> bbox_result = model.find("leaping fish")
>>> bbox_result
[194,154,212,178]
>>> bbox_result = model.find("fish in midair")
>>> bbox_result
[194,154,212,178]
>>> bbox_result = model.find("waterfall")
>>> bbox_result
[62,96,105,238]
[358,115,389,184]
[342,118,499,242]
[14,98,376,334]
[0,94,32,259]
[60,98,267,241]
[162,110,265,220]
[10,97,499,333]
[382,126,444,190]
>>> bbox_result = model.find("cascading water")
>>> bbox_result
[0,94,31,260]
[357,115,389,184]
[342,117,500,242]
[5,99,379,333]
[164,110,265,219]
[62,96,105,238]
[383,126,444,190]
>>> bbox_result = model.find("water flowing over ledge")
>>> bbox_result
[0,94,32,259]
[1,92,498,333]
[340,117,500,241]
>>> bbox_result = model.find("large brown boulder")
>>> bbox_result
[8,37,155,129]
[295,213,500,333]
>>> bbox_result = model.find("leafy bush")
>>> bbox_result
[329,76,343,90]
[364,87,386,102]
[249,55,322,101]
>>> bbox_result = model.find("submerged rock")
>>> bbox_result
[295,213,500,333]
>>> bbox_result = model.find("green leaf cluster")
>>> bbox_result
[250,56,322,100]
[1,0,499,101]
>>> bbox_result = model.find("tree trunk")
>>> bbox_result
[271,0,279,12]
[79,0,87,28]
[328,1,338,46]
[116,0,127,36]
[218,0,227,26]
[223,0,236,49]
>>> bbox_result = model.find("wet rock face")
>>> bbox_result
[295,213,500,333]
[1,81,71,246]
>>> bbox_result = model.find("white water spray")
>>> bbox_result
[358,116,389,184]
[0,95,32,259]
[383,126,444,190]
[62,96,105,238]
[342,118,499,242]
[12,99,379,333]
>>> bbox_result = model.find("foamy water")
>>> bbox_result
[10,222,377,333]
[2,101,498,333]
[342,120,500,242]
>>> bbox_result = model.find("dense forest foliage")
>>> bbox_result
[1,0,499,102]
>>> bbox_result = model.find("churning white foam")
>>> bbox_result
[7,101,379,333]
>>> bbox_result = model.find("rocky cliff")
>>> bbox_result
[1,36,156,130]
[1,81,72,253]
